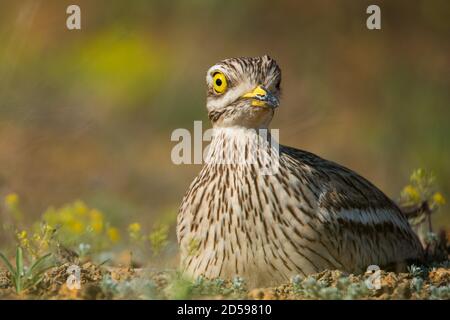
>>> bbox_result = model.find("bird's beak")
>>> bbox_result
[242,85,279,108]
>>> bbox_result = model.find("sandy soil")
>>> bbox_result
[1,261,449,300]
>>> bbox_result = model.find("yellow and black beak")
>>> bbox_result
[242,85,279,108]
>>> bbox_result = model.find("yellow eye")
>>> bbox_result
[213,72,227,94]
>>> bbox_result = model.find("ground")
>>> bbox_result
[0,261,449,300]
[0,171,448,300]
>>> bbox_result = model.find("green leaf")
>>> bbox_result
[26,253,53,279]
[15,247,24,293]
[0,252,16,276]
[16,247,24,275]
[30,275,45,288]
[28,264,55,284]
[23,275,45,291]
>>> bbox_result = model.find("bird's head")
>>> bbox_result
[206,55,281,129]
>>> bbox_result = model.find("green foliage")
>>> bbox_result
[407,264,428,279]
[163,274,247,300]
[0,247,54,294]
[231,276,246,292]
[126,220,171,259]
[429,285,450,300]
[128,223,144,243]
[165,273,194,300]
[43,200,121,251]
[430,260,450,269]
[399,169,445,209]
[291,275,303,292]
[410,277,424,292]
[125,208,177,260]
[399,169,446,241]
[2,194,124,259]
[100,274,157,300]
[15,223,56,260]
[291,275,370,300]
[192,276,246,298]
[187,237,200,257]
[4,193,23,222]
[2,193,179,269]
[148,224,169,256]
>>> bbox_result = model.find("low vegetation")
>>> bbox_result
[0,169,448,300]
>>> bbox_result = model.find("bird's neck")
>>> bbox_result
[205,127,280,172]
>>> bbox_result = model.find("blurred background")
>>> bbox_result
[0,0,448,256]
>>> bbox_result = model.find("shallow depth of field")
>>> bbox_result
[0,1,449,299]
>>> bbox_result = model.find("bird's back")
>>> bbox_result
[278,145,424,273]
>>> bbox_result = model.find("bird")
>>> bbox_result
[177,55,424,288]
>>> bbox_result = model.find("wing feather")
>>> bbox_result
[281,146,423,271]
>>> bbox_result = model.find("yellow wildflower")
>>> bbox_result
[5,193,19,208]
[16,230,29,248]
[17,230,27,239]
[91,221,103,234]
[128,222,143,242]
[128,223,141,234]
[149,224,169,255]
[402,185,420,203]
[410,169,425,184]
[89,209,104,234]
[90,209,103,221]
[432,192,446,206]
[74,200,88,216]
[107,227,120,243]
[69,221,84,234]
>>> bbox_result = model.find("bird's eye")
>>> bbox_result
[212,72,227,94]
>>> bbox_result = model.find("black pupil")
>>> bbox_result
[215,79,222,86]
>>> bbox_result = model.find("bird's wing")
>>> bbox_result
[280,146,424,271]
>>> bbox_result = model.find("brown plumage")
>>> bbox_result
[177,56,423,287]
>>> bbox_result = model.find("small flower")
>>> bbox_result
[69,221,84,234]
[432,192,446,206]
[91,221,103,234]
[88,209,104,234]
[232,276,245,291]
[107,227,121,243]
[5,193,19,208]
[16,230,29,248]
[128,223,143,243]
[17,230,27,239]
[128,223,141,234]
[401,185,420,203]
[89,209,104,222]
[74,200,88,216]
[149,224,169,255]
